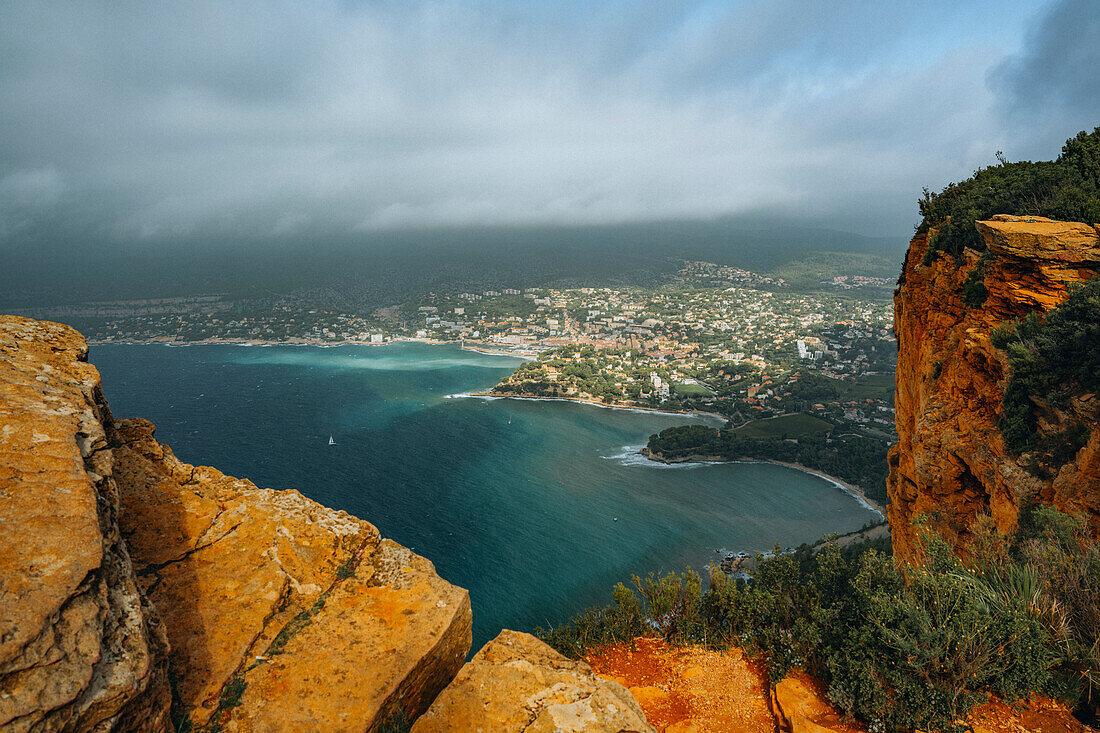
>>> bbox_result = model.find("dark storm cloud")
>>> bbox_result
[0,0,1089,244]
[989,0,1100,157]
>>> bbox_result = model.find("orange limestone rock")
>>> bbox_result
[888,216,1100,564]
[773,673,865,733]
[112,419,471,732]
[0,316,171,732]
[0,314,472,732]
[412,630,655,733]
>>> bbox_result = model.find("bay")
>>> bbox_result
[90,342,881,649]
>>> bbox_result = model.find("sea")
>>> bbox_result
[90,342,881,649]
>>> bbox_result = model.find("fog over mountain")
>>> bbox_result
[1,0,1097,302]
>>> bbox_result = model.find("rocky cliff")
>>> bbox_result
[112,417,473,731]
[0,316,472,732]
[0,317,171,732]
[888,216,1100,564]
[412,630,654,733]
[1,315,660,733]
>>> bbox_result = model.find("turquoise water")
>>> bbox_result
[90,342,880,648]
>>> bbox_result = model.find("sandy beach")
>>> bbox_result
[640,450,885,518]
[763,459,886,518]
[86,336,536,358]
[458,344,539,360]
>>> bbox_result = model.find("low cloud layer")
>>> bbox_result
[1,0,1095,245]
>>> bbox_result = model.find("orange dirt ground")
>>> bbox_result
[968,697,1095,733]
[587,637,778,733]
[586,637,1094,733]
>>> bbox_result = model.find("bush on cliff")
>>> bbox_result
[919,127,1100,261]
[961,251,993,307]
[539,506,1100,732]
[991,276,1100,463]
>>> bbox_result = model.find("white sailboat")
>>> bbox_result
[328,435,336,445]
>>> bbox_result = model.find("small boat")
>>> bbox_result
[328,436,336,445]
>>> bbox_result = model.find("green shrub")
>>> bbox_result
[646,425,890,504]
[991,277,1100,461]
[961,252,992,307]
[1015,505,1100,706]
[535,581,648,658]
[540,507,1100,731]
[265,595,328,657]
[633,569,705,642]
[218,677,247,709]
[919,128,1100,261]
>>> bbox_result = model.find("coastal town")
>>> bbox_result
[474,268,896,436]
[45,260,897,438]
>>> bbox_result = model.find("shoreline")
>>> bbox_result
[86,336,539,360]
[87,336,880,515]
[458,344,538,360]
[718,521,890,574]
[466,391,728,422]
[89,336,431,347]
[764,459,886,518]
[643,449,885,518]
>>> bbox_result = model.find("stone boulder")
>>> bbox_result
[411,630,654,733]
[112,417,472,731]
[0,314,473,732]
[976,215,1100,267]
[773,674,864,733]
[0,316,171,732]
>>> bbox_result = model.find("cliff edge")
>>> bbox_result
[888,216,1100,564]
[1,314,660,733]
[0,315,472,732]
[0,317,171,732]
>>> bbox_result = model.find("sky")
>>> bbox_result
[0,0,1097,248]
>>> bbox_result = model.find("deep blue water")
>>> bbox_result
[91,342,880,649]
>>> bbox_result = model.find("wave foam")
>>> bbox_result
[445,392,501,400]
[602,445,707,469]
